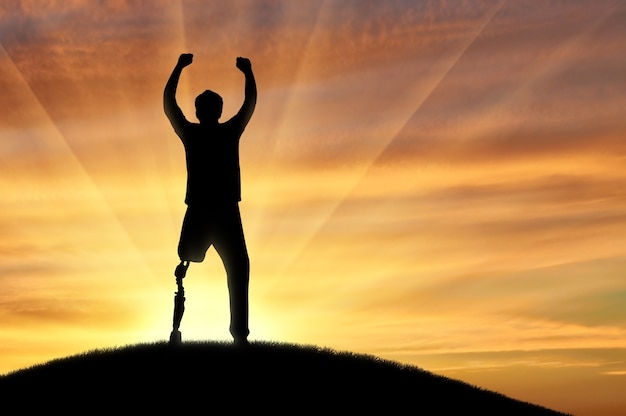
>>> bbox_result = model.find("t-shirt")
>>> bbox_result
[174,119,246,205]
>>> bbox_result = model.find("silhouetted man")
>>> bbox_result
[164,53,257,346]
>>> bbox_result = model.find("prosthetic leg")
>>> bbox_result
[169,260,189,345]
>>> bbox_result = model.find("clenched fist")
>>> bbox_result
[177,53,193,68]
[236,57,252,73]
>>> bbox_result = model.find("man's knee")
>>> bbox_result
[228,256,249,282]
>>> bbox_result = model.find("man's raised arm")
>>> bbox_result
[233,57,257,128]
[164,53,193,132]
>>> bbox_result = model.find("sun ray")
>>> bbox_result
[255,0,507,294]
[0,41,155,276]
[3,1,200,284]
[269,0,625,315]
[243,0,329,228]
[261,0,624,298]
[262,0,332,154]
[126,0,190,236]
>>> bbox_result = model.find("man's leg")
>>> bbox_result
[178,205,212,263]
[214,205,250,344]
[173,205,211,344]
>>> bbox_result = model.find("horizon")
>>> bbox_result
[1,2,625,415]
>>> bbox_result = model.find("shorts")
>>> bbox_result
[177,203,245,263]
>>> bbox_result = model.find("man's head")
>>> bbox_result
[195,90,223,123]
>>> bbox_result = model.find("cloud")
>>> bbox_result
[361,1,626,167]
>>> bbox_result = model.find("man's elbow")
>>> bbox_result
[247,89,257,105]
[163,96,176,115]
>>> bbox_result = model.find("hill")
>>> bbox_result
[0,341,571,415]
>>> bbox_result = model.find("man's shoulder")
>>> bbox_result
[178,121,203,139]
[220,117,247,137]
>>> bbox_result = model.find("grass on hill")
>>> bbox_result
[0,340,572,415]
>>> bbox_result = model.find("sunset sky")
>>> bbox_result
[1,1,625,414]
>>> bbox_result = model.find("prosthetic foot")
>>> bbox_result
[169,260,189,345]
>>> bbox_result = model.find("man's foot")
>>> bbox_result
[234,337,249,347]
[169,330,182,346]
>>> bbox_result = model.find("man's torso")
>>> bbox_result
[179,121,243,205]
